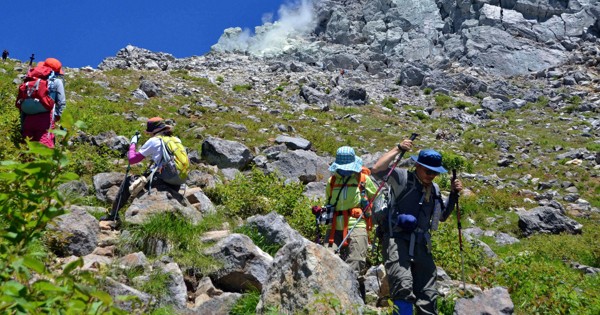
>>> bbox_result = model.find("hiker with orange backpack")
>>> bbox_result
[321,146,377,274]
[372,142,463,315]
[16,57,66,148]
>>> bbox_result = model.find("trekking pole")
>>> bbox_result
[453,169,466,291]
[28,54,35,67]
[101,131,140,222]
[334,133,419,254]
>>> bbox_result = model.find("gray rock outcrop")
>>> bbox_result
[47,207,99,257]
[201,137,253,170]
[518,206,583,236]
[454,286,514,315]
[205,234,273,292]
[256,241,364,314]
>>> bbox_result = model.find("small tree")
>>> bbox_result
[0,114,125,314]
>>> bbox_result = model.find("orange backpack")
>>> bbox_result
[327,166,373,247]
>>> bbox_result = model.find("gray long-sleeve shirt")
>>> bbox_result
[49,77,66,119]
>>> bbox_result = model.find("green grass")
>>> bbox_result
[235,225,282,257]
[138,269,171,301]
[229,290,261,315]
[232,84,253,92]
[434,93,453,109]
[205,168,315,238]
[121,212,223,273]
[382,96,399,109]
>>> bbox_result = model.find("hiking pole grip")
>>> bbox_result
[384,133,419,182]
[392,133,418,162]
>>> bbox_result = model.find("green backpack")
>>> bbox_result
[157,135,189,185]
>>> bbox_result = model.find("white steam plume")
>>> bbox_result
[212,0,316,56]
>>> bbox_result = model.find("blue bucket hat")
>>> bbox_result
[329,146,363,173]
[411,149,447,173]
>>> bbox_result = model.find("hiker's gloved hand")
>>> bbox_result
[397,139,413,152]
[130,134,140,144]
[451,179,463,193]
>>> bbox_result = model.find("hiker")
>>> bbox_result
[372,142,463,315]
[324,146,377,274]
[2,49,8,61]
[44,58,67,122]
[127,117,189,189]
[17,57,66,148]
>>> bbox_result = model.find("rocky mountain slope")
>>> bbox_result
[1,0,599,314]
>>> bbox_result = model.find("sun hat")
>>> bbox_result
[410,149,447,173]
[329,146,363,173]
[44,58,64,75]
[145,117,172,134]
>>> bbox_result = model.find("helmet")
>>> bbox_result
[44,58,64,74]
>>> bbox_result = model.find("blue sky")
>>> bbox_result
[1,1,290,68]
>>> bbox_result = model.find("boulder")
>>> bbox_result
[205,234,273,292]
[518,206,583,236]
[201,137,253,170]
[266,150,330,184]
[246,212,307,247]
[47,207,99,257]
[124,189,201,225]
[257,241,364,314]
[454,286,514,315]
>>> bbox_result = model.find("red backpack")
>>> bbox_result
[15,66,55,115]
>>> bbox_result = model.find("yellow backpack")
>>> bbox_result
[157,135,190,185]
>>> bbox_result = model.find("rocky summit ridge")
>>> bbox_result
[209,0,600,77]
[97,0,600,115]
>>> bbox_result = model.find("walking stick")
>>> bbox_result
[28,54,35,68]
[334,133,419,254]
[101,131,140,222]
[453,169,466,290]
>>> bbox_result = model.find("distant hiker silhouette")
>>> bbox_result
[1,49,8,61]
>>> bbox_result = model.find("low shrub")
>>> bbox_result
[233,84,253,92]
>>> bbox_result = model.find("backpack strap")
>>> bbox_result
[156,135,172,167]
[387,169,415,234]
[327,175,352,246]
[356,171,374,243]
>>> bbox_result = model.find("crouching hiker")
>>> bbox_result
[128,117,190,190]
[372,143,463,315]
[323,146,377,275]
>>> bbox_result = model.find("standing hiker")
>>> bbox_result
[44,58,67,123]
[372,143,463,315]
[2,49,8,61]
[324,146,377,274]
[16,57,66,148]
[127,117,189,189]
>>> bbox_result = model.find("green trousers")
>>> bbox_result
[327,227,368,274]
[383,235,438,315]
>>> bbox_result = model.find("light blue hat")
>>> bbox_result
[329,146,363,173]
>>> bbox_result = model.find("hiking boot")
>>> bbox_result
[129,175,147,197]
